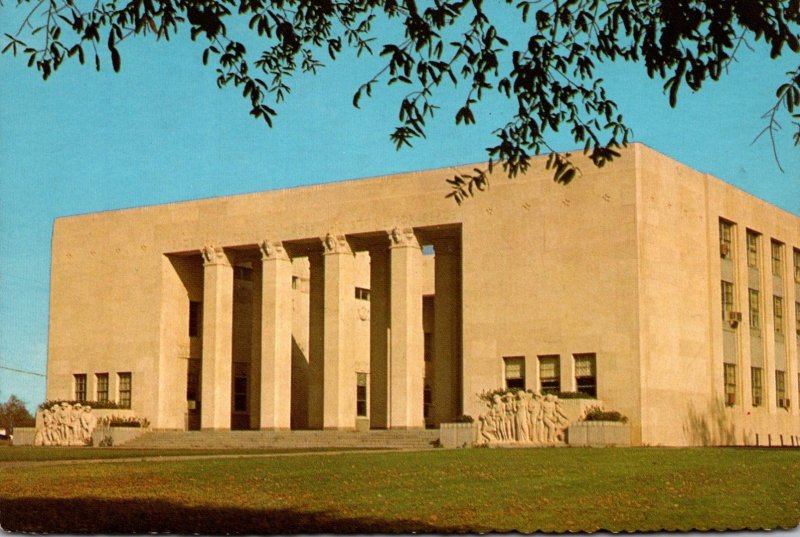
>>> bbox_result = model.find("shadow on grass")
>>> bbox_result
[0,497,476,534]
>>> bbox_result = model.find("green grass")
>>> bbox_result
[0,446,378,462]
[1,448,798,533]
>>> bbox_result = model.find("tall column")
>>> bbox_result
[432,238,460,426]
[369,246,390,429]
[249,262,263,429]
[389,227,425,428]
[258,240,293,430]
[307,251,325,429]
[322,233,356,429]
[200,244,233,431]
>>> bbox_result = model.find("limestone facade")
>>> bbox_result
[46,144,800,446]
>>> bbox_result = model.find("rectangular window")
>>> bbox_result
[74,374,87,401]
[233,266,253,281]
[233,373,247,412]
[794,248,800,282]
[118,372,132,408]
[504,356,526,390]
[724,364,737,406]
[774,295,784,336]
[186,371,199,401]
[189,301,202,337]
[746,230,760,268]
[574,353,597,398]
[721,281,734,320]
[424,332,432,362]
[796,302,800,337]
[719,219,733,258]
[776,370,788,409]
[96,373,109,402]
[423,384,432,419]
[355,287,371,301]
[751,367,763,407]
[771,240,783,277]
[538,355,560,394]
[356,372,368,417]
[748,289,760,330]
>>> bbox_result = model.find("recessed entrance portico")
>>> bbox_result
[169,224,463,431]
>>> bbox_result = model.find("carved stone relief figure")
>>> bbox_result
[33,402,100,446]
[476,390,572,446]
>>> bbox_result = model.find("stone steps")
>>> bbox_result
[120,429,440,450]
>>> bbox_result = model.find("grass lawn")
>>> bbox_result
[0,447,798,533]
[0,446,379,462]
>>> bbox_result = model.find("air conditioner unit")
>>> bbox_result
[779,398,791,409]
[720,243,730,257]
[726,311,742,326]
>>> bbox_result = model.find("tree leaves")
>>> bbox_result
[2,0,797,196]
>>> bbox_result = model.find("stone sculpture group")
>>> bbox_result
[478,392,570,445]
[33,402,98,446]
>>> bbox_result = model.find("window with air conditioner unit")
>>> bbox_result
[721,281,735,323]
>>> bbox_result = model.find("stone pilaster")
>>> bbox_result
[322,233,356,429]
[432,238,461,426]
[388,227,425,428]
[257,240,293,430]
[369,246,390,429]
[200,244,233,431]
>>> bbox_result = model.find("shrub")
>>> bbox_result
[98,416,150,428]
[478,387,521,404]
[556,391,596,399]
[479,388,595,404]
[583,406,628,423]
[38,399,125,411]
[454,414,474,423]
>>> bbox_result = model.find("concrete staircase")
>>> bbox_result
[120,429,440,450]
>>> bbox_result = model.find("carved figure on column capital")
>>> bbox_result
[201,244,228,266]
[259,239,289,261]
[388,227,420,249]
[321,233,352,255]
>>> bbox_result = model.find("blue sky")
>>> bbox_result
[0,5,798,411]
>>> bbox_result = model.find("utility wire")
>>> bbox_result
[0,365,46,377]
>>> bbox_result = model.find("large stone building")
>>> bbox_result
[46,144,800,446]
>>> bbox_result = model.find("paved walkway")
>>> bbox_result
[0,447,435,469]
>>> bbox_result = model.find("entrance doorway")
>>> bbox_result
[231,362,250,430]
[186,358,201,431]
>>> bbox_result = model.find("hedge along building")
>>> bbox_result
[46,144,800,446]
